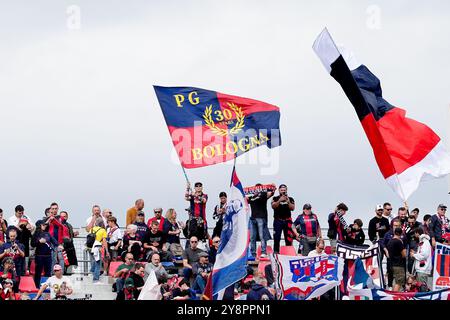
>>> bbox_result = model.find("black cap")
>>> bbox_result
[137,211,145,216]
[438,204,447,209]
[194,182,203,187]
[279,184,287,189]
[303,203,312,210]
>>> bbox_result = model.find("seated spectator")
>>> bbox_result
[209,236,220,265]
[0,258,18,293]
[134,211,149,240]
[307,239,328,257]
[172,278,197,300]
[114,253,135,296]
[144,221,172,262]
[118,263,145,300]
[0,278,16,300]
[31,220,58,288]
[247,276,275,300]
[121,224,143,261]
[344,219,366,246]
[163,209,184,257]
[34,264,73,300]
[0,228,25,277]
[192,252,212,294]
[145,252,171,282]
[105,216,123,273]
[182,236,205,282]
[404,274,429,292]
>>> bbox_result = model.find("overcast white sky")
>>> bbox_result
[1,1,449,229]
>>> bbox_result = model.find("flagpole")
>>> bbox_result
[181,165,190,184]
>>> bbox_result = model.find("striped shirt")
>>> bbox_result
[294,213,320,237]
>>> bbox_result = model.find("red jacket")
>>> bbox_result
[147,217,165,231]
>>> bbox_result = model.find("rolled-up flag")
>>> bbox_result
[313,28,450,201]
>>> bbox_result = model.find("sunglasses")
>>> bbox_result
[155,211,162,214]
[213,241,220,243]
[190,241,198,243]
[386,208,392,211]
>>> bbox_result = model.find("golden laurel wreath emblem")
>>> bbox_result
[203,102,245,136]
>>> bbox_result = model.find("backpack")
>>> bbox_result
[86,228,101,249]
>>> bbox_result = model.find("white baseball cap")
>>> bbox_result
[376,204,383,211]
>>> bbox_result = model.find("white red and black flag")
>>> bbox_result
[313,28,450,201]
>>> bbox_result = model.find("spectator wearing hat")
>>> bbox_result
[126,199,145,226]
[0,228,25,277]
[429,204,450,247]
[368,205,390,244]
[0,278,16,300]
[0,258,18,292]
[34,264,73,300]
[134,211,149,240]
[192,251,212,294]
[271,184,295,254]
[31,220,58,287]
[147,208,165,232]
[248,184,274,258]
[292,203,322,256]
[344,219,366,246]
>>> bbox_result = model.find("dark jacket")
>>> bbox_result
[246,284,274,300]
[429,214,448,243]
[368,216,390,242]
[344,228,366,246]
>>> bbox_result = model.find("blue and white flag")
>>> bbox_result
[271,253,344,300]
[211,167,251,300]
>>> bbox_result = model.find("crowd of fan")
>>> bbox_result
[1,182,449,300]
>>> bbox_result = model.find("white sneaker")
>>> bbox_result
[260,254,268,259]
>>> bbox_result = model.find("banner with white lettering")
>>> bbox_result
[270,253,344,300]
[432,243,450,291]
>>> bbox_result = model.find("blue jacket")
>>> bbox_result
[246,284,274,300]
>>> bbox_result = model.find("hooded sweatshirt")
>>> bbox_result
[246,284,274,300]
[412,234,432,274]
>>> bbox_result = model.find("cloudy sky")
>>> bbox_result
[1,0,449,230]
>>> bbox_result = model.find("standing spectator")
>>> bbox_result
[163,209,184,258]
[248,184,274,258]
[114,253,135,295]
[410,208,420,221]
[34,264,73,300]
[147,208,165,232]
[429,204,450,247]
[121,224,143,261]
[43,203,65,269]
[85,205,107,232]
[382,202,395,223]
[192,252,212,294]
[307,239,328,257]
[31,220,58,288]
[422,214,432,235]
[185,182,208,242]
[405,215,421,273]
[344,219,366,246]
[292,203,322,256]
[212,192,227,238]
[271,184,295,254]
[368,205,390,244]
[327,203,349,253]
[247,276,275,300]
[410,228,432,288]
[102,209,112,220]
[396,207,408,231]
[134,211,149,240]
[182,236,205,281]
[59,211,78,273]
[0,209,7,246]
[386,228,406,292]
[106,216,122,260]
[209,236,220,265]
[0,229,25,277]
[8,205,34,274]
[89,217,108,283]
[126,199,145,226]
[382,218,405,289]
[144,252,170,282]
